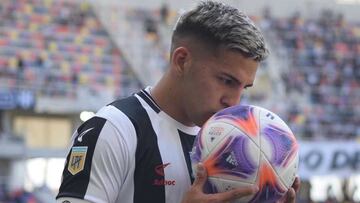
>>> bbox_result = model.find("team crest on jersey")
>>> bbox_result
[68,146,88,175]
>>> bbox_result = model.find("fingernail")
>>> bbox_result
[248,186,259,194]
[289,188,295,198]
[197,163,204,174]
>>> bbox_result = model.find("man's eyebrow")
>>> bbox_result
[221,73,253,88]
[244,84,253,88]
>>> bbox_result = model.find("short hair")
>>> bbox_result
[171,1,268,61]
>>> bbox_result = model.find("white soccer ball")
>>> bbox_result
[190,105,299,203]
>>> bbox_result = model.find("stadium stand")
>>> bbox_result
[259,10,360,140]
[0,0,141,99]
[92,3,172,86]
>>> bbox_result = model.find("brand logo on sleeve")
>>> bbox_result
[77,127,95,142]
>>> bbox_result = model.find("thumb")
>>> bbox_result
[192,163,207,189]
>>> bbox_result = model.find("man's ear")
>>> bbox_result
[170,46,191,76]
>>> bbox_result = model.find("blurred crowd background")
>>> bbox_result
[0,0,359,202]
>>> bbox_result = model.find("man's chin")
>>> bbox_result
[193,117,206,127]
[197,113,216,127]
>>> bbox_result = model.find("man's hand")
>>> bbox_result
[182,163,258,203]
[277,176,301,203]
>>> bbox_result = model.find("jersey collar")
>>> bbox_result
[137,87,161,113]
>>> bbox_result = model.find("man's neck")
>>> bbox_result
[150,78,195,127]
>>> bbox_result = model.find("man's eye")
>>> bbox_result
[221,77,233,86]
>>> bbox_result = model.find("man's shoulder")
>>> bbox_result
[94,94,149,134]
[108,94,143,112]
[73,97,139,152]
[105,94,154,123]
[97,94,145,121]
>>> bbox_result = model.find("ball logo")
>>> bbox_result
[225,151,238,167]
[266,113,274,120]
[209,127,224,136]
[209,127,224,142]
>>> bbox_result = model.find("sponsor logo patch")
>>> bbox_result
[155,163,170,176]
[68,146,88,175]
[153,163,176,186]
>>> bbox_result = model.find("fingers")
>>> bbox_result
[192,163,207,189]
[207,185,258,202]
[292,176,301,192]
[280,177,300,203]
[285,188,296,203]
[277,177,301,203]
[191,163,258,203]
[284,177,300,203]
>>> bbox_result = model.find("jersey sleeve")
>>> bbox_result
[56,116,132,203]
[56,197,92,203]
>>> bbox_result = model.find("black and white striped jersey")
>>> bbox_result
[56,87,200,203]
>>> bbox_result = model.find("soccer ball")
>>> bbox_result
[190,105,299,203]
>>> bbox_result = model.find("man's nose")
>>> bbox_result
[220,88,243,108]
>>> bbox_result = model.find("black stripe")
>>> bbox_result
[142,89,159,107]
[137,90,161,113]
[110,96,165,203]
[57,116,106,199]
[178,130,196,184]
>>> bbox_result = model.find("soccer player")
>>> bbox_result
[56,1,300,203]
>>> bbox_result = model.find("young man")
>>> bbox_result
[56,1,299,203]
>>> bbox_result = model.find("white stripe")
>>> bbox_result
[136,94,197,203]
[83,105,138,203]
[84,195,107,203]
